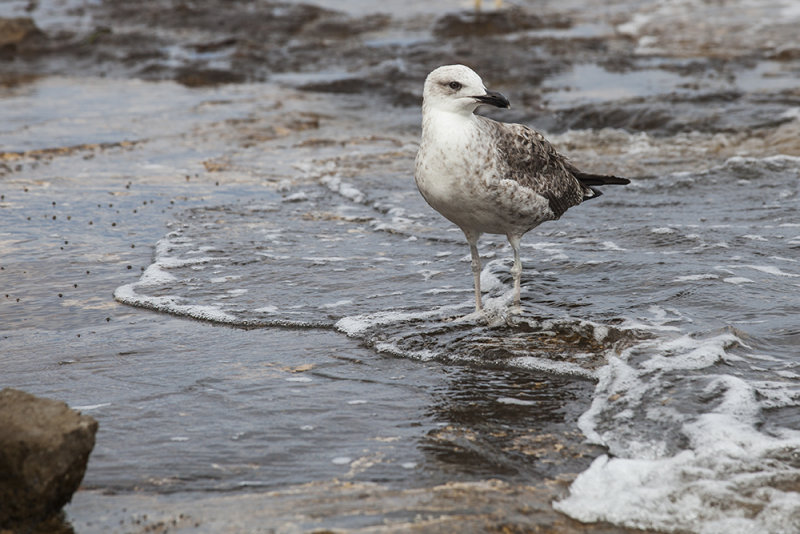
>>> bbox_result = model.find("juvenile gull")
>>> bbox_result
[414,64,629,312]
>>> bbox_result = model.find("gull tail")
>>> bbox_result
[574,171,630,200]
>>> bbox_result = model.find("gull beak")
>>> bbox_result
[474,90,510,109]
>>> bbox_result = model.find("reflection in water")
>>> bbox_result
[422,365,604,482]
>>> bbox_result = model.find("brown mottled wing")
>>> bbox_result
[489,120,585,218]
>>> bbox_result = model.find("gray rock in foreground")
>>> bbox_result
[0,388,98,530]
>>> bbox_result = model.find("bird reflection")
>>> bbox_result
[419,365,604,480]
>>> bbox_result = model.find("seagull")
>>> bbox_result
[414,64,629,313]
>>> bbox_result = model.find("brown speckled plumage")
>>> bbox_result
[480,117,588,219]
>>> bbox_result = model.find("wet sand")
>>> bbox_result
[68,480,644,533]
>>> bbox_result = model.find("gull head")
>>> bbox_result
[422,64,510,115]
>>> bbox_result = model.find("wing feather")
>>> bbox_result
[484,119,586,218]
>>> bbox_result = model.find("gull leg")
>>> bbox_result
[507,234,522,309]
[464,230,483,312]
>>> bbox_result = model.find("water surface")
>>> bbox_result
[2,1,800,532]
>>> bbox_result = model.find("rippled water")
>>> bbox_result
[113,124,800,532]
[2,0,800,532]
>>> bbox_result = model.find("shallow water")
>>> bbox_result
[2,1,800,533]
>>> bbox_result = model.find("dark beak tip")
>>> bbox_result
[476,91,511,109]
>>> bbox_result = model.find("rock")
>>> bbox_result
[0,17,42,48]
[769,45,800,61]
[174,66,245,87]
[0,388,98,530]
[434,7,571,38]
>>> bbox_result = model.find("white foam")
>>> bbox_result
[577,356,640,448]
[114,283,239,324]
[373,341,438,361]
[335,305,462,337]
[283,191,309,202]
[616,12,652,36]
[116,231,235,320]
[479,263,505,293]
[673,274,718,282]
[72,402,111,411]
[509,355,598,380]
[524,241,566,256]
[600,241,626,251]
[723,276,753,284]
[285,376,312,383]
[560,314,800,534]
[157,255,220,268]
[496,396,536,406]
[301,256,350,263]
[651,227,675,234]
[591,326,609,344]
[319,299,354,309]
[320,175,365,203]
[742,264,799,277]
[639,332,742,372]
[768,388,800,411]
[558,376,800,534]
[423,287,470,295]
[138,264,176,286]
[770,255,798,263]
[210,275,242,283]
[777,106,800,125]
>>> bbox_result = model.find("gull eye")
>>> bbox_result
[448,81,462,91]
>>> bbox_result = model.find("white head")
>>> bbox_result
[422,64,510,116]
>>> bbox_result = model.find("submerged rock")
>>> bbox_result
[0,388,98,530]
[0,17,42,48]
[174,66,245,87]
[434,7,571,38]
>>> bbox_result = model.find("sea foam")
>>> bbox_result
[557,324,800,534]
